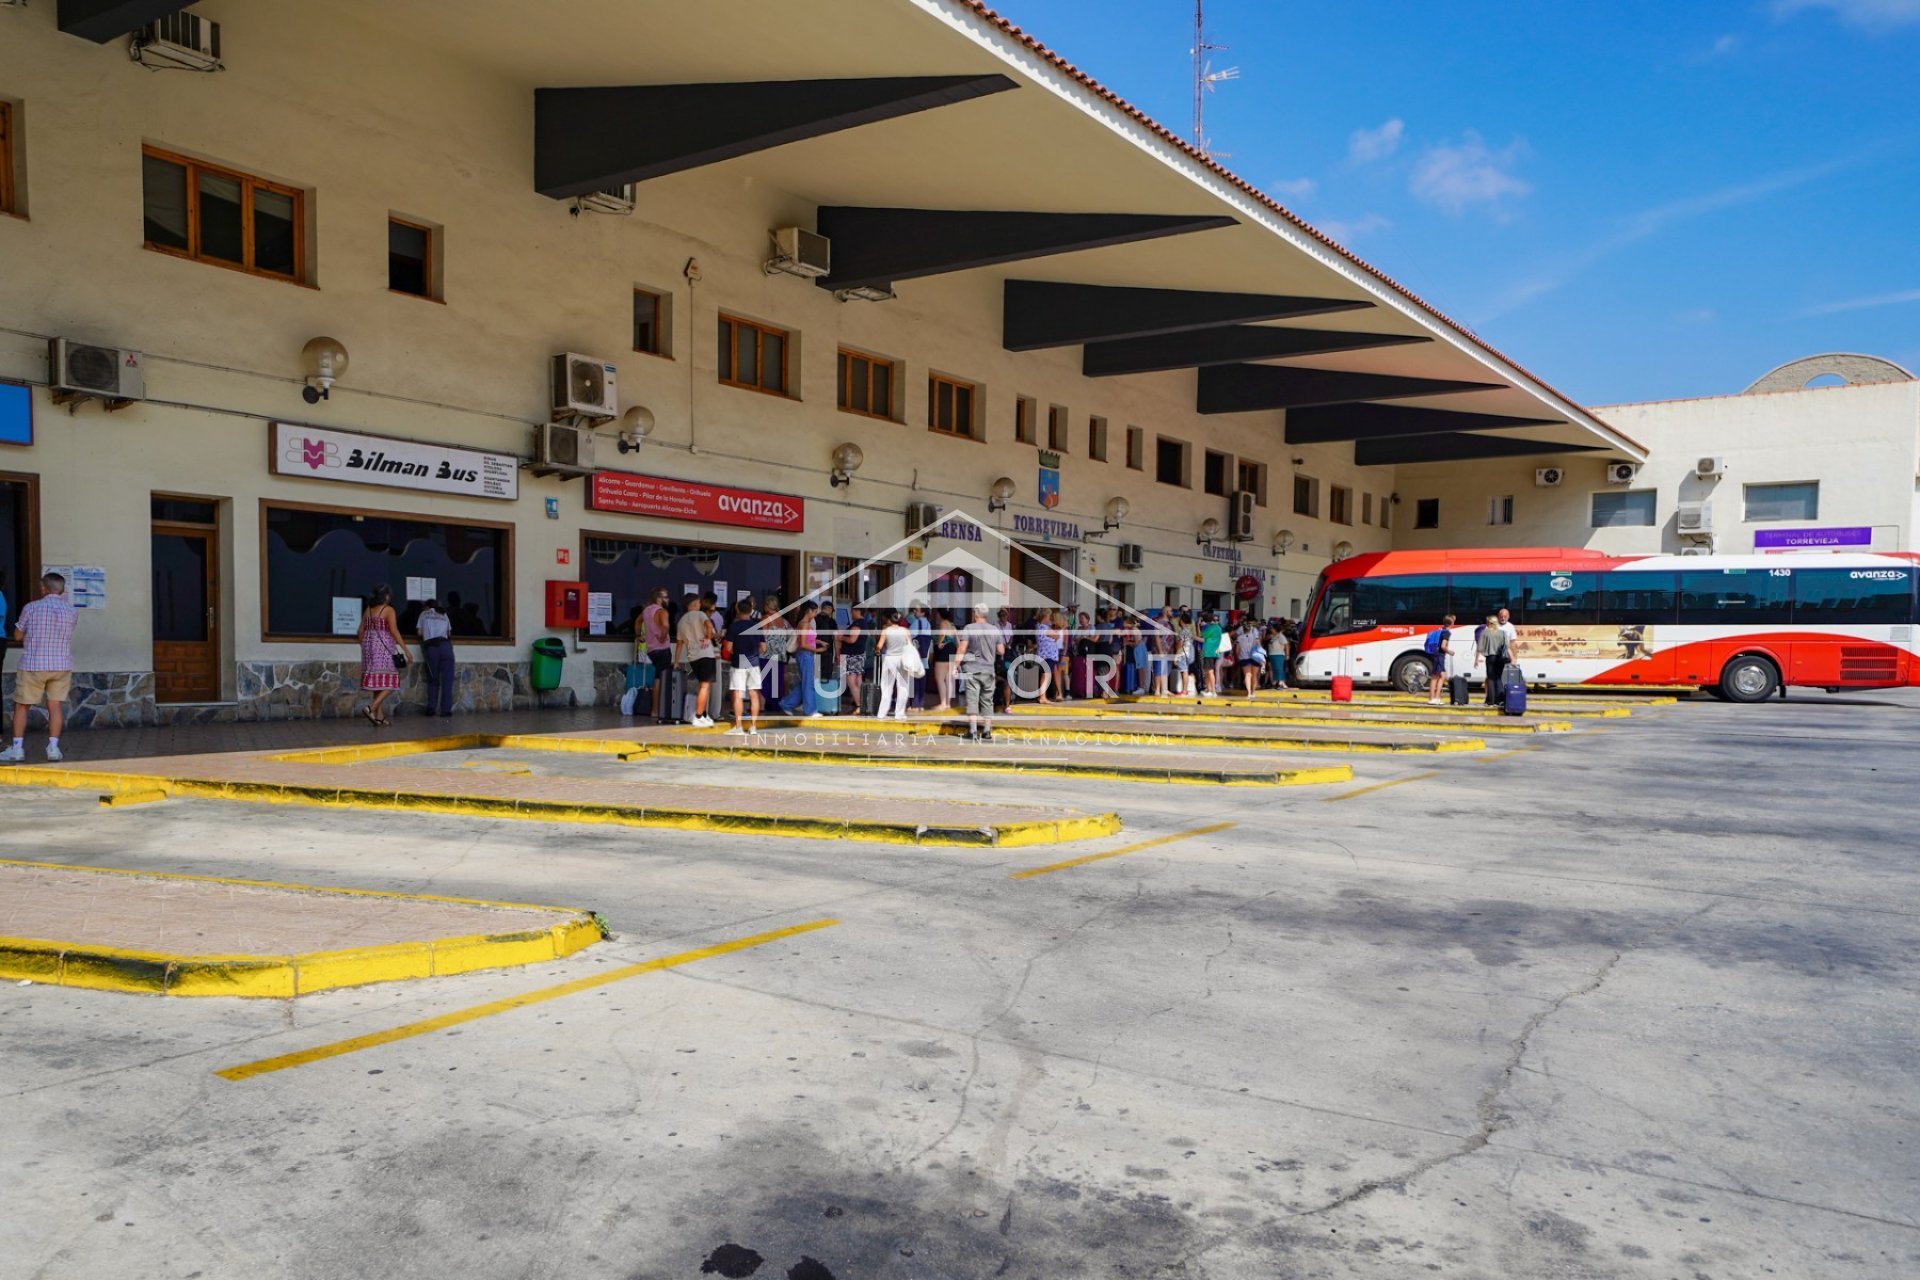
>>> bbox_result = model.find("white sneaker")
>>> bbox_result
[0,745,23,764]
[746,727,760,737]
[722,726,745,736]
[45,744,63,762]
[692,716,715,728]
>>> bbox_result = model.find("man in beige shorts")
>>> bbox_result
[4,571,78,763]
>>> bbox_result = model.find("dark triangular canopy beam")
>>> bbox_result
[58,0,186,41]
[818,210,1237,293]
[1083,326,1425,378]
[1354,433,1604,466]
[1004,280,1370,351]
[1197,364,1504,414]
[1286,403,1559,444]
[534,75,1016,199]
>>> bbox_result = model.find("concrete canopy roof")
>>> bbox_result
[367,0,1643,464]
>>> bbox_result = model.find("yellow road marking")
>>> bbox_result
[98,789,168,807]
[1473,744,1543,762]
[1010,821,1235,880]
[214,918,838,1081]
[1320,771,1440,803]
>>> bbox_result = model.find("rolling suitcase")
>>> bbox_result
[1501,667,1528,717]
[1449,674,1470,706]
[662,663,688,724]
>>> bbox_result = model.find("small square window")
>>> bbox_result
[1237,460,1266,506]
[1330,486,1353,525]
[1380,497,1392,529]
[1015,396,1037,445]
[1414,498,1440,529]
[838,348,898,421]
[1203,450,1229,497]
[718,314,792,396]
[928,373,977,438]
[1744,481,1819,523]
[1487,495,1514,526]
[1126,426,1144,470]
[1156,437,1189,487]
[388,217,436,298]
[1293,475,1320,518]
[1,101,21,218]
[1089,416,1109,462]
[1591,490,1656,528]
[1047,404,1069,451]
[633,288,669,355]
[1362,492,1374,525]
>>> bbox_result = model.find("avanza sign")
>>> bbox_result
[589,471,805,533]
[271,423,519,501]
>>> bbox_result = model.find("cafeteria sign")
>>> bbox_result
[271,422,519,501]
[590,471,805,533]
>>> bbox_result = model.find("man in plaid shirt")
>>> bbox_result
[4,571,77,763]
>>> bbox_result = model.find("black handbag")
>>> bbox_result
[392,649,410,670]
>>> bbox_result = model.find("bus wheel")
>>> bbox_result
[1389,654,1433,694]
[1720,656,1779,703]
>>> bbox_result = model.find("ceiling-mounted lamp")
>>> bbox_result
[1103,496,1130,531]
[301,336,349,404]
[988,476,1016,512]
[615,405,656,454]
[830,441,864,488]
[1272,529,1295,556]
[1196,517,1223,548]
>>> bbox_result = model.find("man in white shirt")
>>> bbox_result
[416,598,456,716]
[676,592,718,727]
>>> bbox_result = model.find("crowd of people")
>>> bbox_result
[627,593,1304,736]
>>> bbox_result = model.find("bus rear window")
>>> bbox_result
[1793,568,1913,624]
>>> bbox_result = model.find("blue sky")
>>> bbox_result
[997,0,1920,405]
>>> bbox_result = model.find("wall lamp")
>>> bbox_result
[1103,496,1129,531]
[1272,529,1295,555]
[1332,540,1355,562]
[615,405,656,454]
[1196,516,1223,548]
[988,475,1015,512]
[301,336,349,404]
[830,441,864,488]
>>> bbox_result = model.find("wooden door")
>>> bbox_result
[152,521,219,702]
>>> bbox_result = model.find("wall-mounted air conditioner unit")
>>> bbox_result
[574,184,636,216]
[905,501,940,539]
[767,226,831,278]
[1679,544,1714,556]
[1228,490,1256,541]
[551,353,618,419]
[1535,467,1564,487]
[1677,500,1714,535]
[1117,543,1145,571]
[1606,462,1638,485]
[133,12,222,72]
[532,421,595,478]
[1695,455,1727,479]
[48,338,145,408]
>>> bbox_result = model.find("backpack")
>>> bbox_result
[1423,627,1446,656]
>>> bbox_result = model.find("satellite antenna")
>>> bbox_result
[1191,0,1239,161]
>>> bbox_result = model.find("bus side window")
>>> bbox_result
[1597,573,1676,624]
[1322,582,1355,633]
[1449,573,1525,624]
[1792,568,1914,625]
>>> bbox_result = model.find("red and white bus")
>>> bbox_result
[1293,548,1920,701]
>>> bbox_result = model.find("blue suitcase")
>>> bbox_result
[1501,667,1528,716]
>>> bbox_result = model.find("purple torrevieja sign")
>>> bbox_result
[1753,526,1872,551]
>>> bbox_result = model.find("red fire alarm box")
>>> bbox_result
[545,580,589,628]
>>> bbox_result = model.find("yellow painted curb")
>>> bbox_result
[99,788,169,807]
[0,860,605,998]
[1125,695,1631,719]
[996,703,1566,735]
[937,724,1487,755]
[0,767,1118,847]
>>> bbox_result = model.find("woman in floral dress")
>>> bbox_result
[358,583,411,725]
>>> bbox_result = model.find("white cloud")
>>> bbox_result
[1799,287,1920,317]
[1709,33,1741,56]
[1775,0,1920,30]
[1676,307,1719,325]
[1409,132,1532,216]
[1317,213,1390,247]
[1346,119,1404,166]
[1478,153,1868,322]
[1269,177,1317,200]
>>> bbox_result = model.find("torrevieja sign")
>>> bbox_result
[270,423,519,501]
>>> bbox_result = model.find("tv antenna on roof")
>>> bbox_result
[1191,0,1239,162]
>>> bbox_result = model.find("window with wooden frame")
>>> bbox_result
[837,348,897,421]
[0,102,17,218]
[1362,492,1375,526]
[1203,449,1230,496]
[1380,496,1393,529]
[717,313,790,396]
[927,373,976,438]
[1047,404,1069,451]
[1156,436,1190,488]
[1088,416,1109,462]
[1293,474,1320,518]
[141,146,304,282]
[1014,396,1037,445]
[1414,498,1439,529]
[1126,425,1145,470]
[1237,459,1267,506]
[387,216,437,299]
[1330,485,1353,525]
[632,287,665,355]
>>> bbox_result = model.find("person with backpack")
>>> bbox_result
[1473,612,1509,706]
[1425,613,1456,704]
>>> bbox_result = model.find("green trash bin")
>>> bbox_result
[529,637,567,692]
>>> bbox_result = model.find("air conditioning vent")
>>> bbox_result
[1677,500,1714,534]
[906,501,941,539]
[1695,455,1727,478]
[1606,462,1638,485]
[49,338,145,405]
[1535,467,1564,487]
[574,184,636,216]
[768,226,831,278]
[1118,543,1145,571]
[533,421,595,477]
[551,353,618,419]
[1228,490,1256,541]
[133,12,222,72]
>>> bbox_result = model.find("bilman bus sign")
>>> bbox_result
[271,423,519,500]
